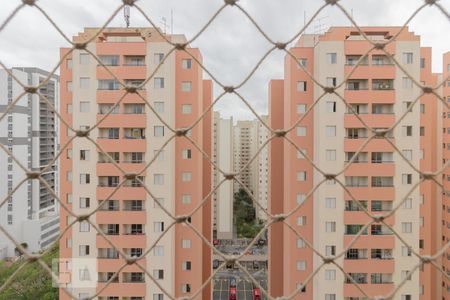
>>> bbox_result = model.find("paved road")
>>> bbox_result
[213,278,229,300]
[213,275,268,300]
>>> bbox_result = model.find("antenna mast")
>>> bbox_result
[124,5,130,28]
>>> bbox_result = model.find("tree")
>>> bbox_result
[234,188,262,238]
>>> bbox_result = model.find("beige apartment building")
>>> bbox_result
[58,27,212,300]
[213,112,234,240]
[269,27,446,300]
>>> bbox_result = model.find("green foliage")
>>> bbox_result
[234,188,262,238]
[0,246,59,300]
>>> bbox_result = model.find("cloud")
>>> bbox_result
[0,0,448,120]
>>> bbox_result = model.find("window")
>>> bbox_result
[297,81,307,92]
[297,58,307,68]
[402,174,412,185]
[181,194,191,204]
[154,102,164,113]
[297,104,307,114]
[80,150,90,161]
[80,102,90,113]
[296,194,306,205]
[181,172,192,182]
[154,126,164,137]
[326,77,337,87]
[182,261,191,271]
[326,101,336,113]
[67,194,73,204]
[402,198,412,209]
[401,246,412,257]
[154,222,164,232]
[153,294,164,300]
[325,245,336,256]
[402,222,412,233]
[327,53,337,64]
[402,125,413,137]
[325,294,336,300]
[402,52,413,64]
[325,270,336,280]
[80,53,90,65]
[182,59,192,69]
[402,295,412,300]
[181,239,192,248]
[402,150,412,161]
[182,149,192,159]
[420,126,425,136]
[80,197,90,209]
[154,246,164,256]
[403,101,413,112]
[297,171,306,181]
[325,197,336,209]
[79,221,90,232]
[181,284,191,293]
[67,81,73,92]
[154,174,164,185]
[297,216,306,226]
[181,81,192,92]
[154,53,164,64]
[296,260,306,271]
[420,58,425,68]
[296,126,307,136]
[402,77,413,89]
[67,149,73,159]
[80,174,90,184]
[67,59,72,69]
[296,238,306,248]
[182,104,192,114]
[154,78,165,88]
[99,55,119,66]
[79,245,90,256]
[67,104,73,113]
[325,221,336,232]
[80,77,90,89]
[153,269,164,280]
[420,104,425,114]
[325,126,336,137]
[326,150,336,161]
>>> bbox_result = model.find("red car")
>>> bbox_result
[253,287,261,300]
[229,287,237,300]
[213,239,220,246]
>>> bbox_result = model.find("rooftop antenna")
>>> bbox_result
[161,17,170,34]
[351,9,354,26]
[124,5,130,28]
[171,10,174,35]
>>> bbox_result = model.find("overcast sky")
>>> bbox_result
[0,0,448,120]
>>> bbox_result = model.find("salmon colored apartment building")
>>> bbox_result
[269,27,447,300]
[58,28,212,300]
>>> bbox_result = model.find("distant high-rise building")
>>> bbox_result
[59,28,212,300]
[233,117,269,221]
[0,68,60,259]
[213,112,234,240]
[269,27,445,300]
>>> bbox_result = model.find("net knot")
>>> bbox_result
[126,257,138,265]
[26,171,40,179]
[27,255,39,262]
[272,214,285,222]
[224,0,237,5]
[24,86,38,94]
[74,42,87,50]
[374,42,385,50]
[175,128,188,136]
[422,86,433,94]
[324,173,336,180]
[323,257,334,264]
[323,86,335,93]
[175,43,187,50]
[77,214,90,222]
[421,172,434,180]
[275,42,286,50]
[274,130,286,137]
[76,130,89,137]
[325,0,338,5]
[373,215,385,223]
[374,128,388,138]
[124,173,137,180]
[176,215,189,223]
[123,0,137,5]
[224,173,235,180]
[421,255,432,263]
[125,86,138,93]
[22,0,35,5]
[223,86,235,93]
[425,0,436,5]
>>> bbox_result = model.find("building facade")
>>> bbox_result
[0,68,59,259]
[233,117,269,221]
[269,27,444,300]
[59,28,212,300]
[213,112,234,240]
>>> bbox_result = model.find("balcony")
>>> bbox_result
[97,186,147,201]
[372,79,394,91]
[96,210,146,224]
[97,282,146,297]
[97,66,146,80]
[97,137,146,153]
[344,259,395,274]
[344,235,395,249]
[96,114,146,128]
[96,89,146,104]
[344,114,395,128]
[96,162,144,176]
[96,233,146,249]
[98,258,146,272]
